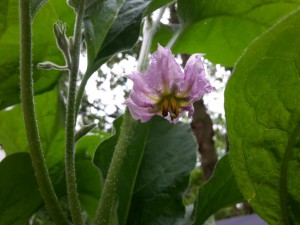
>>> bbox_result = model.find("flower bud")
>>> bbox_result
[37,61,68,71]
[53,21,71,66]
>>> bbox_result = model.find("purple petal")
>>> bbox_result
[126,71,159,98]
[148,44,183,93]
[180,54,212,100]
[124,99,154,122]
[181,104,194,117]
[126,72,158,108]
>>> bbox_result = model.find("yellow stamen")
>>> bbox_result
[162,99,169,117]
[160,95,180,120]
[169,96,179,119]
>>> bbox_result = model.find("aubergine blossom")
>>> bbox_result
[124,45,212,123]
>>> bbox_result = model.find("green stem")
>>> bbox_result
[75,68,91,117]
[138,7,166,72]
[93,110,137,225]
[65,0,85,224]
[93,7,165,225]
[19,1,69,225]
[166,26,184,50]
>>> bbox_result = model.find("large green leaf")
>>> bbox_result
[94,116,197,225]
[0,0,74,109]
[91,0,152,73]
[127,117,197,225]
[0,87,65,159]
[225,8,300,224]
[162,0,300,67]
[191,154,244,225]
[145,0,175,14]
[94,0,180,71]
[79,0,125,74]
[31,138,105,223]
[0,152,43,225]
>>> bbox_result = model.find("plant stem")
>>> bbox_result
[93,7,165,225]
[65,0,85,224]
[93,110,137,225]
[75,68,91,117]
[138,7,166,72]
[19,1,69,224]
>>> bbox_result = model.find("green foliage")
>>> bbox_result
[76,160,103,221]
[127,117,197,225]
[4,0,300,224]
[225,8,300,224]
[151,23,173,52]
[0,87,105,222]
[0,0,9,40]
[0,87,65,158]
[76,133,110,160]
[93,116,197,225]
[75,0,156,76]
[0,0,74,109]
[191,154,244,225]
[92,0,152,72]
[79,0,126,74]
[0,153,102,225]
[0,153,43,225]
[145,0,175,14]
[155,0,300,66]
[82,0,176,75]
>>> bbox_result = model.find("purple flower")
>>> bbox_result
[124,45,212,123]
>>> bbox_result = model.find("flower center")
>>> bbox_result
[161,95,179,120]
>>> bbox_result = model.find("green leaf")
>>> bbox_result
[145,0,175,14]
[91,0,152,73]
[0,0,9,40]
[0,152,43,225]
[75,123,97,142]
[94,116,197,225]
[191,154,244,225]
[76,132,110,160]
[0,106,27,155]
[0,85,66,199]
[225,8,300,224]
[168,0,300,66]
[76,160,103,221]
[0,0,74,109]
[0,87,65,159]
[151,23,174,52]
[127,116,197,225]
[81,0,125,74]
[93,116,152,225]
[30,159,103,223]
